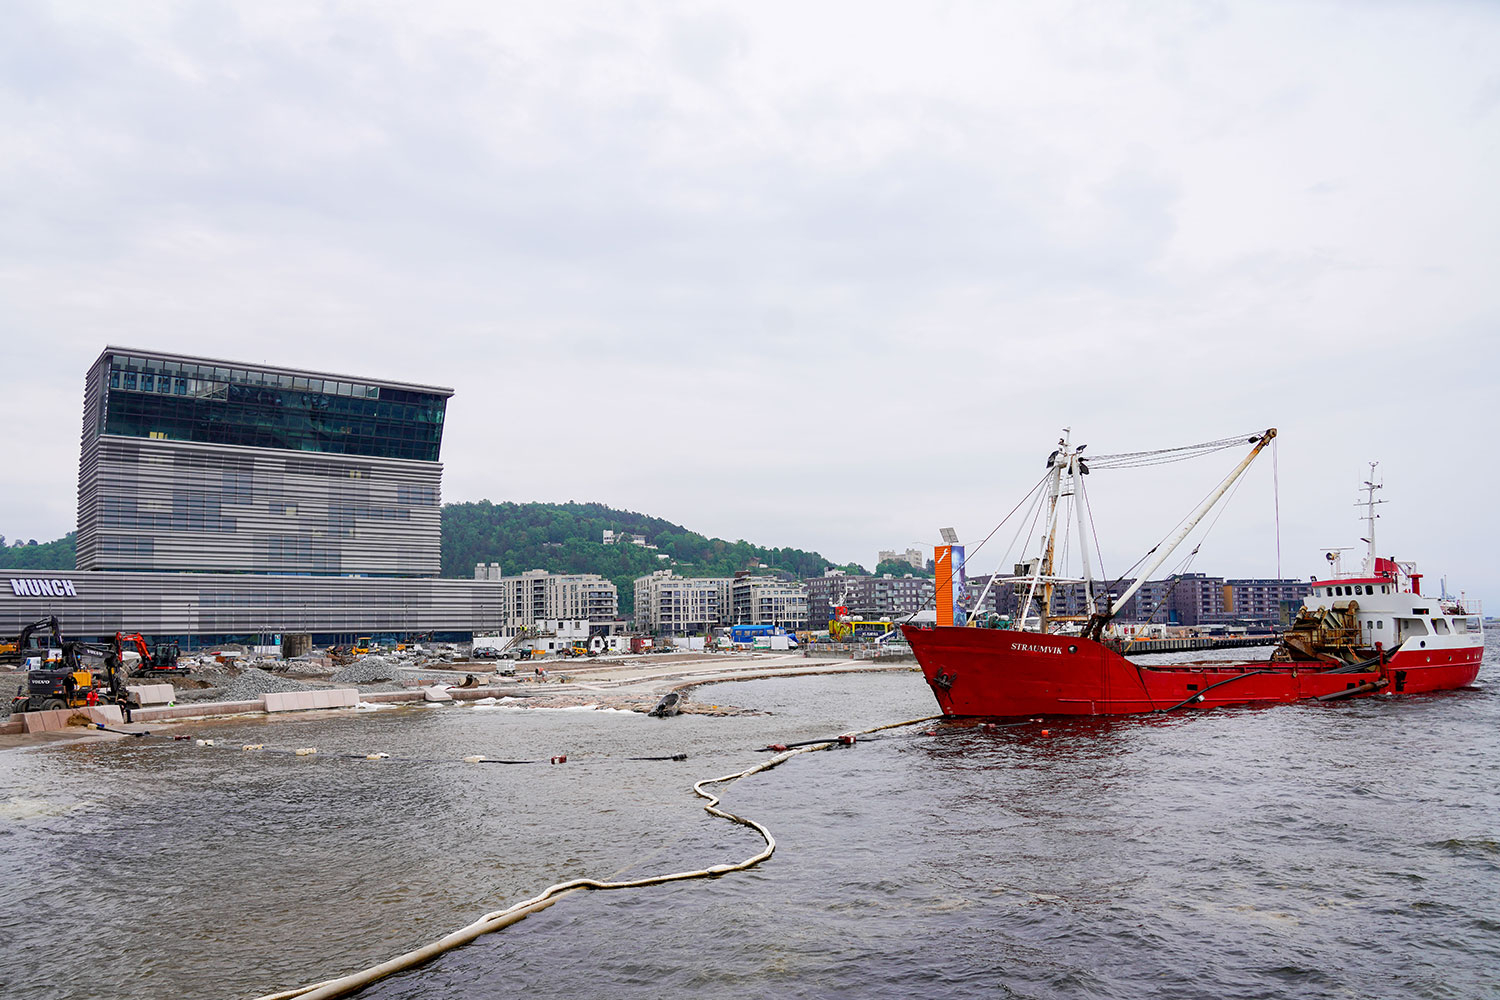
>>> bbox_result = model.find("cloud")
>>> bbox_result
[0,0,1496,600]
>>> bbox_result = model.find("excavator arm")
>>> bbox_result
[1,616,64,665]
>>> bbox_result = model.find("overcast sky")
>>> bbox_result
[2,1,1496,601]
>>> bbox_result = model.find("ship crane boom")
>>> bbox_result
[1084,428,1277,638]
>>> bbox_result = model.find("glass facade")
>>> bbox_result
[100,354,447,462]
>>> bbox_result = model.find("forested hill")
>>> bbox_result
[0,533,76,570]
[442,501,856,612]
[4,505,852,616]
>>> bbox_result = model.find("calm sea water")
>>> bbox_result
[3,632,1497,1000]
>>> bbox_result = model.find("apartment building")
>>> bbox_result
[876,547,925,570]
[471,567,618,629]
[806,570,936,624]
[731,575,809,629]
[634,571,732,635]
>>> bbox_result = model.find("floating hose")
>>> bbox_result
[251,714,941,1000]
[86,723,150,737]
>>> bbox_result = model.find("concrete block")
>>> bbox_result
[331,688,359,707]
[263,692,290,713]
[86,705,124,725]
[311,690,333,709]
[21,709,87,733]
[358,690,419,704]
[127,684,176,706]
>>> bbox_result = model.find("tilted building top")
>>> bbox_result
[76,347,454,577]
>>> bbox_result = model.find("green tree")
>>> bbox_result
[0,532,76,570]
[440,501,841,613]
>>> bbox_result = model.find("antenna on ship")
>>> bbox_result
[1358,461,1385,575]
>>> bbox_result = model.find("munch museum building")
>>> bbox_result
[1,347,507,646]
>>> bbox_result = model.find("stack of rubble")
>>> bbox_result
[331,655,402,686]
[219,667,316,702]
[0,676,21,718]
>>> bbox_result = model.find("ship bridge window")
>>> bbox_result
[1396,617,1428,639]
[1432,619,1450,635]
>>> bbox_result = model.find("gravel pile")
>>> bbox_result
[281,657,341,678]
[189,667,238,688]
[0,676,21,718]
[331,656,402,685]
[175,686,229,704]
[219,667,315,702]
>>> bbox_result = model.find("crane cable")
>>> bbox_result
[1086,433,1263,470]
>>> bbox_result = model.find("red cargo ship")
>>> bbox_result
[904,432,1484,717]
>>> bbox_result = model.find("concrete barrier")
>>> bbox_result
[132,700,263,722]
[357,690,425,704]
[9,684,465,738]
[18,704,124,733]
[127,683,176,706]
[263,688,359,713]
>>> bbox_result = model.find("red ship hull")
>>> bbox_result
[901,625,1483,717]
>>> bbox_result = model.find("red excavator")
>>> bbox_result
[113,632,186,677]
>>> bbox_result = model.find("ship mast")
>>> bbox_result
[1009,430,1097,635]
[1359,461,1384,576]
[1072,448,1096,616]
[1036,431,1070,634]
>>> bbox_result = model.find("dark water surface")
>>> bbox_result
[3,633,1498,999]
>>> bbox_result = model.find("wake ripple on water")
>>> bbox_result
[2,641,1499,999]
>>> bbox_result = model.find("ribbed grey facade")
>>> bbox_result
[0,346,510,647]
[77,347,450,577]
[3,571,507,639]
[78,437,444,576]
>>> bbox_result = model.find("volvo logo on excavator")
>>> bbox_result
[9,579,78,597]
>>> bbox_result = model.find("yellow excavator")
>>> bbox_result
[10,640,131,714]
[0,616,65,667]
